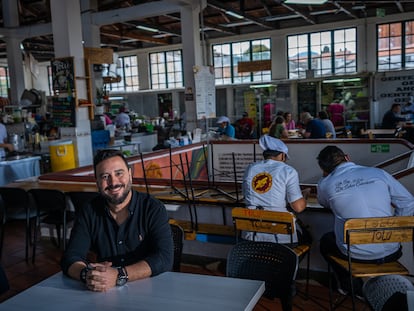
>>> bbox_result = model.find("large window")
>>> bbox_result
[288,28,356,79]
[150,50,183,89]
[213,38,271,85]
[0,67,9,98]
[377,20,414,70]
[105,55,139,92]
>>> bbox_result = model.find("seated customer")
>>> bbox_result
[61,149,173,292]
[316,146,414,295]
[242,135,309,245]
[300,112,326,138]
[382,103,406,129]
[216,116,235,140]
[318,110,336,138]
[268,116,288,139]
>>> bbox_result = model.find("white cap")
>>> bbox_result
[259,135,289,158]
[217,116,230,124]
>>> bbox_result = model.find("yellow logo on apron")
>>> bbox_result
[252,172,272,193]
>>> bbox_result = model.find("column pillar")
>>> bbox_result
[2,0,25,105]
[50,0,92,166]
[181,3,205,132]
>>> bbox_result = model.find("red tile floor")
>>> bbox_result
[0,220,368,310]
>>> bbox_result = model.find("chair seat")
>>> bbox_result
[5,207,37,221]
[292,244,310,258]
[329,255,409,278]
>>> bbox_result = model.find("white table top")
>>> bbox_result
[0,271,264,311]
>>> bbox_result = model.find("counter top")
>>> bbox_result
[0,155,41,164]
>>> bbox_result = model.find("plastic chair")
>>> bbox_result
[28,189,72,258]
[327,216,414,311]
[226,240,298,311]
[0,187,37,261]
[170,223,184,272]
[363,275,414,311]
[231,207,311,296]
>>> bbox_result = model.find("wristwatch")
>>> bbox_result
[80,265,92,283]
[116,267,128,286]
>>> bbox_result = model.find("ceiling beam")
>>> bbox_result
[279,2,316,25]
[91,1,182,27]
[101,28,171,45]
[207,0,274,30]
[332,1,358,19]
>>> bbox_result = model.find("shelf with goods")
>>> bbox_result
[83,47,116,120]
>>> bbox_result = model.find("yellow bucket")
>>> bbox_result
[49,140,76,172]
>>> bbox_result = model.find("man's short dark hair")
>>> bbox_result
[93,149,130,177]
[317,145,347,174]
[263,149,283,159]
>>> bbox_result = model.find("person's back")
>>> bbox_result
[318,111,336,138]
[318,162,411,258]
[243,135,306,244]
[317,146,414,260]
[307,118,326,138]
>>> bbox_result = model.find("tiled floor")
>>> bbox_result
[0,220,368,310]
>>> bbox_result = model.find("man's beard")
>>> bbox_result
[101,182,132,205]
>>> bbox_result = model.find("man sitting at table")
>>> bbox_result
[242,134,311,245]
[316,146,414,297]
[61,149,173,292]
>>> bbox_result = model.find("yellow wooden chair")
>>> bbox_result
[327,216,414,311]
[231,207,311,296]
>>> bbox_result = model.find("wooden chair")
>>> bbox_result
[327,216,414,311]
[231,207,311,296]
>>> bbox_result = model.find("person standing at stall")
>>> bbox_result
[114,105,130,129]
[0,121,14,158]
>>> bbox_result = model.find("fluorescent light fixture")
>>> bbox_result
[322,78,361,84]
[284,0,327,4]
[136,25,159,33]
[225,11,244,19]
[250,84,276,89]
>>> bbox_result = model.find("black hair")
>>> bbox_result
[317,145,347,174]
[318,110,329,120]
[93,149,130,177]
[263,149,283,159]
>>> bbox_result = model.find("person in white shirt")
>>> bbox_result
[242,135,309,244]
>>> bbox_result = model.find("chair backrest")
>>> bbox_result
[170,223,184,272]
[231,207,295,242]
[363,275,414,311]
[226,240,298,300]
[0,187,31,212]
[28,189,67,213]
[66,191,100,214]
[343,216,414,246]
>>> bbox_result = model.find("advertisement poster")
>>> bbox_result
[194,66,216,120]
